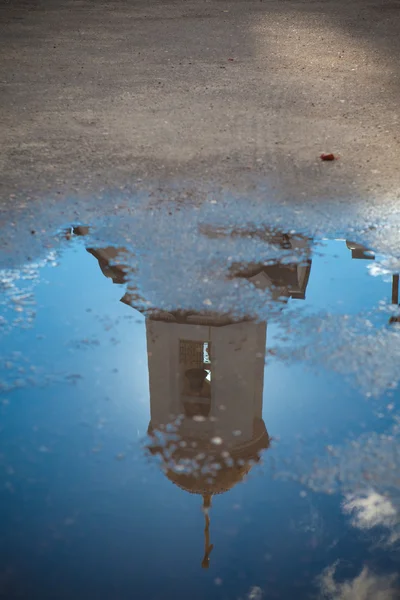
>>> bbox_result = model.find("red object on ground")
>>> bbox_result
[228,57,235,61]
[320,153,336,161]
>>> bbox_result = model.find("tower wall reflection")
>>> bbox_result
[146,317,266,446]
[83,229,313,567]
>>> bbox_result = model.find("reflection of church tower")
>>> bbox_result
[146,313,270,568]
[232,233,312,300]
[147,316,267,447]
[77,228,313,567]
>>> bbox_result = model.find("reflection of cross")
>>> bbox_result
[201,494,214,569]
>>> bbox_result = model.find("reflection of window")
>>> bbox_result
[179,340,212,369]
[179,340,212,418]
[180,340,204,366]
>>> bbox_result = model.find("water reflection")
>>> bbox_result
[345,240,400,321]
[319,563,398,600]
[346,241,375,261]
[3,227,400,597]
[68,226,400,577]
[145,315,269,569]
[79,229,313,567]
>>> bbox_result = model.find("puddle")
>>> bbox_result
[1,224,400,599]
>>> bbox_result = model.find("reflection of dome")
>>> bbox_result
[146,419,270,569]
[167,462,252,496]
[147,417,270,496]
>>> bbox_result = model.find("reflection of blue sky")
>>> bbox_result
[2,245,150,426]
[264,240,393,443]
[305,240,390,315]
[0,239,399,599]
[279,240,392,324]
[262,361,379,443]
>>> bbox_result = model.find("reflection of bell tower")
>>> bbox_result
[145,312,270,567]
[147,316,266,443]
[78,228,313,568]
[146,312,270,568]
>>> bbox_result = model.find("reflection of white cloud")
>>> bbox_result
[273,312,400,398]
[0,250,58,333]
[319,563,398,600]
[247,587,263,600]
[367,258,400,280]
[342,490,400,546]
[343,491,396,530]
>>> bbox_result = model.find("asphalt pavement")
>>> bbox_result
[0,0,400,265]
[1,0,399,197]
